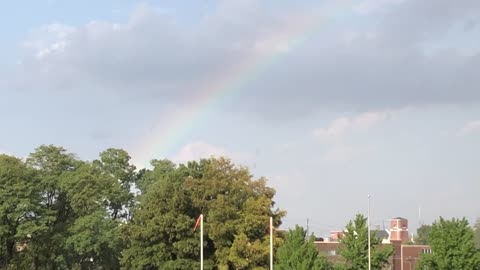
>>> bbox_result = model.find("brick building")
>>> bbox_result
[315,217,431,270]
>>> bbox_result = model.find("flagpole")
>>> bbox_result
[201,214,204,270]
[270,216,273,270]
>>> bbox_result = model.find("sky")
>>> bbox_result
[1,0,480,236]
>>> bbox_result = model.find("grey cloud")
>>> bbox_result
[378,0,480,46]
[243,40,478,113]
[9,0,480,118]
[13,3,289,97]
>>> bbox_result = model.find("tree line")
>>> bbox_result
[1,144,480,269]
[0,145,284,269]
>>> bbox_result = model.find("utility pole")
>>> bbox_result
[306,218,309,237]
[368,195,371,270]
[418,205,422,226]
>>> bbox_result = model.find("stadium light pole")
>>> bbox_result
[368,195,371,270]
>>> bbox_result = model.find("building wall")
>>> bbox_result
[315,241,343,264]
[391,241,431,270]
[316,241,431,270]
[329,231,344,242]
[390,218,409,243]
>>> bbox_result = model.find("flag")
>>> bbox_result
[193,215,201,232]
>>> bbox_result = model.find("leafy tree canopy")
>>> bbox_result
[337,214,393,270]
[414,224,431,245]
[417,217,480,270]
[275,225,333,270]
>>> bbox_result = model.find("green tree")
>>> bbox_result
[474,218,480,249]
[93,148,136,221]
[337,214,393,270]
[21,145,135,269]
[61,163,124,269]
[275,225,332,270]
[0,146,286,269]
[0,154,43,268]
[121,161,201,270]
[415,224,431,245]
[184,157,285,269]
[25,145,82,269]
[122,157,285,269]
[135,159,177,194]
[417,217,480,270]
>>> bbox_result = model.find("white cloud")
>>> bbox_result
[172,142,226,164]
[314,111,391,141]
[313,117,351,141]
[314,111,390,162]
[460,120,480,135]
[7,0,480,121]
[172,142,252,166]
[22,24,74,59]
[354,111,390,129]
[321,145,357,162]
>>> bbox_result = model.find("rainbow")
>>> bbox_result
[131,10,332,167]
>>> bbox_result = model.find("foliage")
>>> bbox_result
[184,158,285,269]
[0,145,286,269]
[0,154,41,268]
[415,224,432,245]
[337,214,393,270]
[417,217,480,270]
[11,144,480,269]
[0,145,137,269]
[275,225,333,270]
[474,218,480,249]
[120,164,200,269]
[122,157,285,269]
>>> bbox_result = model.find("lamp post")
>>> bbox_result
[368,195,371,270]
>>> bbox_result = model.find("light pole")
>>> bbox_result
[368,195,371,270]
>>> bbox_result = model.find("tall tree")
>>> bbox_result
[61,163,124,269]
[93,148,136,220]
[184,157,285,269]
[275,225,333,270]
[474,218,480,249]
[0,147,286,269]
[22,145,134,269]
[121,160,201,269]
[26,145,82,269]
[135,159,177,194]
[415,224,432,245]
[337,214,393,270]
[417,217,480,270]
[0,154,42,268]
[122,157,285,269]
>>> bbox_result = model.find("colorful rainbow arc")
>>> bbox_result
[131,10,336,167]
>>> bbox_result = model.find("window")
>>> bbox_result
[422,249,432,254]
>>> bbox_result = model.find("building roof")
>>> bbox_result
[372,230,389,240]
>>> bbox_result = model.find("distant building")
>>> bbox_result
[329,231,344,242]
[391,241,432,270]
[315,217,431,270]
[390,217,409,243]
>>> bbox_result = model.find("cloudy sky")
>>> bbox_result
[1,0,480,235]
